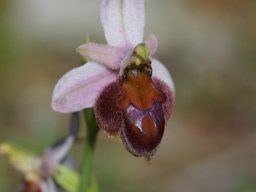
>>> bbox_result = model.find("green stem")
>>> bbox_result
[79,108,99,192]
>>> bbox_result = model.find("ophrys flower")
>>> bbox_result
[52,0,175,159]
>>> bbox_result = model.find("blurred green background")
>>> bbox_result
[0,0,256,191]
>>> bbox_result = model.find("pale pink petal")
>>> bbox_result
[151,59,175,94]
[145,34,158,56]
[77,42,124,70]
[123,0,145,47]
[101,0,145,48]
[101,0,126,47]
[52,61,117,113]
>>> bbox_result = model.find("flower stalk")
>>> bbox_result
[79,108,99,192]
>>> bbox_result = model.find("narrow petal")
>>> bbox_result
[151,59,175,94]
[77,43,124,70]
[41,113,79,176]
[43,136,74,166]
[52,61,117,113]
[145,34,158,56]
[101,0,145,48]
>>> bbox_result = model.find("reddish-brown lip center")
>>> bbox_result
[94,54,173,159]
[120,71,164,111]
[118,64,166,157]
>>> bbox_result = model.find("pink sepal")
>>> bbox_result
[151,59,175,94]
[101,0,145,48]
[52,61,117,113]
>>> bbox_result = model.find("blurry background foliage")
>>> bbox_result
[0,0,256,192]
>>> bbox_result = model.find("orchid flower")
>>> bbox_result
[0,113,79,192]
[52,0,175,159]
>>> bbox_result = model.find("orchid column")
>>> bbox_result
[52,0,175,191]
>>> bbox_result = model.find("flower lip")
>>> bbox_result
[94,59,174,159]
[121,101,165,159]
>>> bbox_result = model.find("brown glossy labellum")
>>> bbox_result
[95,49,173,159]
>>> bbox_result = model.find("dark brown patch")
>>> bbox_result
[94,79,124,135]
[152,77,174,120]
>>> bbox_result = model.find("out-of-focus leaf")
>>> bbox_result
[54,165,79,192]
[54,164,99,192]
